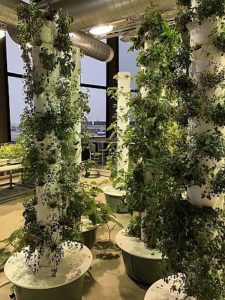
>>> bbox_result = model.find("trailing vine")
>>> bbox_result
[124,10,183,247]
[16,2,88,276]
[160,197,225,300]
[106,78,131,189]
[158,1,225,299]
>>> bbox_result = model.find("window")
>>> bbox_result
[81,87,106,137]
[6,33,24,75]
[80,40,107,136]
[81,39,106,87]
[81,55,106,86]
[6,32,108,140]
[119,39,139,90]
[8,77,25,141]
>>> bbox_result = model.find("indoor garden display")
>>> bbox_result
[3,3,92,300]
[79,181,123,250]
[104,72,131,213]
[116,9,183,285]
[146,0,225,300]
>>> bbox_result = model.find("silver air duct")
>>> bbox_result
[70,31,114,62]
[7,25,114,62]
[0,0,114,62]
[37,0,177,31]
[0,0,19,27]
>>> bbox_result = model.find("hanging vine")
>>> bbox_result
[124,10,183,247]
[16,2,88,276]
[159,1,225,299]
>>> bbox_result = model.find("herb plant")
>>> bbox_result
[125,10,183,247]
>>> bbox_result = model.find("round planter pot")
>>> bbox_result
[4,242,92,300]
[81,224,98,249]
[103,185,128,213]
[116,229,163,285]
[144,274,195,300]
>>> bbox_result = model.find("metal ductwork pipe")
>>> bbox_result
[70,31,114,62]
[0,0,19,27]
[0,0,114,62]
[37,0,177,31]
[7,25,114,62]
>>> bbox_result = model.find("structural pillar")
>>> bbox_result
[0,37,10,143]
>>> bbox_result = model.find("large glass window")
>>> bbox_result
[119,39,139,90]
[81,55,106,86]
[81,87,106,137]
[6,33,108,141]
[8,77,25,141]
[6,33,24,75]
[80,40,107,136]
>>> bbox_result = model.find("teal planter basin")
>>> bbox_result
[122,250,163,285]
[14,275,85,300]
[5,243,93,300]
[81,225,98,249]
[103,186,128,213]
[116,229,163,285]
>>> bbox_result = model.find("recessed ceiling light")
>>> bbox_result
[89,24,113,36]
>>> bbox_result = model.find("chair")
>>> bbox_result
[97,142,109,165]
[89,143,102,165]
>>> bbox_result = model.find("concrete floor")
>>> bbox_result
[0,176,148,300]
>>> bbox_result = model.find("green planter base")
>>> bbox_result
[103,186,128,213]
[14,274,85,300]
[82,226,97,249]
[116,229,163,285]
[5,243,93,300]
[122,250,163,285]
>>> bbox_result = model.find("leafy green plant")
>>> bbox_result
[213,23,225,53]
[126,214,141,239]
[81,182,123,258]
[106,85,131,189]
[0,140,24,160]
[160,197,225,300]
[124,10,182,248]
[16,2,88,276]
[158,1,225,299]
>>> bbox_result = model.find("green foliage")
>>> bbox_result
[213,23,225,53]
[82,183,123,227]
[16,2,88,275]
[106,86,130,188]
[0,140,24,160]
[160,197,225,300]
[196,0,225,20]
[158,1,225,299]
[126,214,141,239]
[0,250,11,272]
[131,10,165,50]
[125,10,183,248]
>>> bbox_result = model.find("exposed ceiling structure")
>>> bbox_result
[0,0,178,61]
[37,0,178,40]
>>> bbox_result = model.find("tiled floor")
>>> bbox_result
[0,176,148,300]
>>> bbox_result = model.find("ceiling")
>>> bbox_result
[36,0,178,41]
